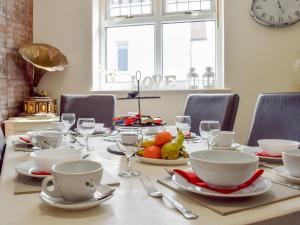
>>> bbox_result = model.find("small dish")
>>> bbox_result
[273,166,300,184]
[136,155,189,165]
[40,184,114,210]
[211,143,241,150]
[15,161,50,178]
[172,173,272,198]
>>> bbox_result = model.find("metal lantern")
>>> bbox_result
[187,67,199,89]
[203,67,215,88]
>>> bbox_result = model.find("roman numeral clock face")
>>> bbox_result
[251,0,300,27]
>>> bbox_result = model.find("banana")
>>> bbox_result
[141,140,155,148]
[136,149,144,157]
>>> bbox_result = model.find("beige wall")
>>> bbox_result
[33,0,300,143]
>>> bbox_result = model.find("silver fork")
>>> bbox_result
[140,175,199,219]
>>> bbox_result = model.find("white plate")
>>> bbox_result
[40,184,114,210]
[15,161,50,179]
[239,146,282,163]
[184,132,197,139]
[257,155,282,163]
[73,128,109,135]
[172,173,272,198]
[211,143,241,150]
[273,166,300,184]
[136,156,189,165]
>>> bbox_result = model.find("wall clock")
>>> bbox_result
[251,0,300,27]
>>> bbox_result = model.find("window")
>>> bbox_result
[117,42,129,72]
[99,0,222,90]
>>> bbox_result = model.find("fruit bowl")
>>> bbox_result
[136,129,189,164]
[136,155,189,165]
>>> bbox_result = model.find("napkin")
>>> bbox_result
[255,152,282,158]
[174,169,264,194]
[19,137,31,144]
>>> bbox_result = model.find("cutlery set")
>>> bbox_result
[140,175,199,219]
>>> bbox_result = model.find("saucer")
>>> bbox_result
[40,184,114,210]
[172,173,272,198]
[211,143,241,150]
[15,161,50,178]
[273,166,300,184]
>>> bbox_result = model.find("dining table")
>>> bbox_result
[1,132,300,225]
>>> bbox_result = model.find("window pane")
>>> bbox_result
[109,0,152,17]
[163,21,215,81]
[164,0,212,13]
[106,25,154,82]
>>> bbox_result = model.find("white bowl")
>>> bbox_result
[30,148,83,172]
[190,150,258,187]
[258,139,299,156]
[143,126,162,135]
[283,150,300,177]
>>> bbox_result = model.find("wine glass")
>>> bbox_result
[175,116,191,134]
[199,120,220,149]
[116,127,143,177]
[77,118,96,151]
[61,113,76,141]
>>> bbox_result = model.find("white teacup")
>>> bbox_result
[52,122,67,133]
[214,131,235,147]
[95,123,105,132]
[42,160,103,202]
[29,132,63,149]
[282,150,300,177]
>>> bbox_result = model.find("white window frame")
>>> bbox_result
[99,0,223,90]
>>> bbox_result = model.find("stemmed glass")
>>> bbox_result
[61,113,76,141]
[77,118,96,151]
[116,127,143,177]
[175,116,191,134]
[199,120,221,149]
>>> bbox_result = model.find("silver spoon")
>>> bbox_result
[165,168,175,177]
[68,135,85,147]
[94,189,115,201]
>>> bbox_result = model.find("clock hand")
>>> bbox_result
[278,1,285,13]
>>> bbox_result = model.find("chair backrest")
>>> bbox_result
[247,93,300,146]
[184,94,239,135]
[0,127,6,172]
[60,94,116,129]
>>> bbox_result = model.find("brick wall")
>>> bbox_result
[0,0,33,126]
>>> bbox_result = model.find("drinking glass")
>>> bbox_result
[199,120,221,149]
[61,113,76,140]
[175,116,191,134]
[116,127,143,177]
[77,118,96,151]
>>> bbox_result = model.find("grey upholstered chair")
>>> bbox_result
[247,93,300,146]
[60,94,116,130]
[0,127,6,172]
[184,94,239,135]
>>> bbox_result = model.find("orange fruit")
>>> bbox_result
[154,131,173,147]
[143,146,161,159]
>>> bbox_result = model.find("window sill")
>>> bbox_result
[88,88,232,93]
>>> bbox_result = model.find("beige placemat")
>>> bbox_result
[157,176,300,216]
[14,170,120,195]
